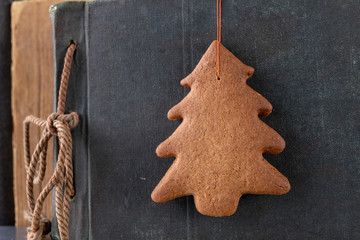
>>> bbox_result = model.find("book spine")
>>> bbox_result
[50,2,89,239]
[11,0,64,226]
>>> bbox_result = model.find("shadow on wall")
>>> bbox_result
[0,0,14,226]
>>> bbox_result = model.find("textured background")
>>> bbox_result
[52,0,360,239]
[0,0,14,226]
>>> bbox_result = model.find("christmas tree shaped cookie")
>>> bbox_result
[152,41,290,217]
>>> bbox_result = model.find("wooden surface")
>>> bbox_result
[11,0,63,226]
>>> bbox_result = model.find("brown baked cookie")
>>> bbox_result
[152,41,290,217]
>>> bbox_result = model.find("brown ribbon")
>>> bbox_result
[217,0,222,79]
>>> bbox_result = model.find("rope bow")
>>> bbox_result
[24,43,78,240]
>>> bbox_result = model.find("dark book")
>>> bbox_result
[0,0,14,225]
[51,1,360,239]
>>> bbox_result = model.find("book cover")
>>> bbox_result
[51,1,360,239]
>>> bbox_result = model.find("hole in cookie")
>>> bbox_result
[69,40,77,46]
[217,77,221,80]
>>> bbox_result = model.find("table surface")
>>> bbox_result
[0,226,26,240]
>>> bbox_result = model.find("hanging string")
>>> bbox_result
[24,43,78,240]
[217,0,222,79]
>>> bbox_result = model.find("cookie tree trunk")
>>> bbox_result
[152,41,290,217]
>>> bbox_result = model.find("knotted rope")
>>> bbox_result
[24,43,78,240]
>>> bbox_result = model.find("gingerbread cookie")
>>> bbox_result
[152,41,290,217]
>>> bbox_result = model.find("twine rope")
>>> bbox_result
[217,0,222,79]
[24,43,78,240]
